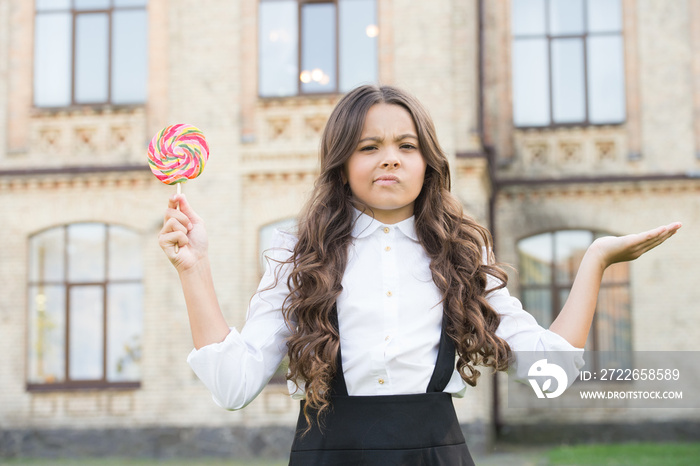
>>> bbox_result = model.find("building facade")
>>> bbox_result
[1,0,699,459]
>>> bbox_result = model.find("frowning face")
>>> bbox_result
[343,103,427,225]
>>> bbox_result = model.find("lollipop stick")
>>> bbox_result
[175,183,182,253]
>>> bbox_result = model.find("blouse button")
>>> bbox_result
[378,378,385,385]
[385,246,391,252]
[386,291,393,297]
[383,227,390,234]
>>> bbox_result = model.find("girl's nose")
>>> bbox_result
[381,150,401,168]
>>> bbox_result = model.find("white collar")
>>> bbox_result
[350,207,419,241]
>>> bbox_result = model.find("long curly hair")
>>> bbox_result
[279,84,512,429]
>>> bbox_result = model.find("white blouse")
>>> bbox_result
[187,209,585,410]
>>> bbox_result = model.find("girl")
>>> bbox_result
[158,85,680,465]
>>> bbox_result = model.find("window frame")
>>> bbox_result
[510,0,626,129]
[26,223,143,392]
[33,0,148,109]
[258,0,378,98]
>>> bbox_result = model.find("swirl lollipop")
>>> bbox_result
[148,123,209,252]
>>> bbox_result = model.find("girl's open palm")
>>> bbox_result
[158,194,209,272]
[591,222,682,268]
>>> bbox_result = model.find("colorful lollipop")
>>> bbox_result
[148,124,209,252]
[147,123,209,185]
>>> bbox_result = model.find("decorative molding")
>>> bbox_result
[499,177,700,201]
[266,117,292,141]
[243,171,316,183]
[508,126,628,176]
[304,115,327,140]
[0,166,152,192]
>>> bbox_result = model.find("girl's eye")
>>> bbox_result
[401,144,417,150]
[360,146,377,152]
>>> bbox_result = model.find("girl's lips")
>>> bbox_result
[374,176,399,186]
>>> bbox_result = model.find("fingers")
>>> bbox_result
[164,207,191,230]
[625,222,681,258]
[162,216,188,236]
[158,230,189,251]
[165,194,199,230]
[638,224,680,252]
[169,194,202,223]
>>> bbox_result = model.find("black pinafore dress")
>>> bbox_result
[289,309,475,465]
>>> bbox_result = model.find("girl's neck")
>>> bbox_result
[353,204,414,225]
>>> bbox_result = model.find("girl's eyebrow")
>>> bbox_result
[357,133,418,144]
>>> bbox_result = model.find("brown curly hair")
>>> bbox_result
[278,85,512,430]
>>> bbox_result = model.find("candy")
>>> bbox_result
[147,124,209,185]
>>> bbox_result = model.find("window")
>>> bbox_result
[258,0,378,97]
[511,0,626,127]
[518,230,631,370]
[33,0,148,107]
[27,223,143,390]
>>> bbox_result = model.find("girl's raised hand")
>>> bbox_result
[589,222,682,268]
[158,193,209,272]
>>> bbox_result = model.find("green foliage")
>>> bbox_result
[548,442,700,466]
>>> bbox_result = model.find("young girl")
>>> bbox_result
[158,85,680,465]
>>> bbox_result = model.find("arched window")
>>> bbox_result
[27,223,143,390]
[518,230,631,369]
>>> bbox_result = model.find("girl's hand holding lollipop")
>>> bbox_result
[149,124,210,270]
[159,193,209,273]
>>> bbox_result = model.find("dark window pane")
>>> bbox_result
[301,2,336,93]
[523,289,552,326]
[511,0,546,36]
[259,0,298,97]
[512,38,550,126]
[69,285,104,380]
[75,13,110,103]
[107,283,143,382]
[587,35,626,124]
[29,227,65,282]
[36,0,71,11]
[551,38,586,123]
[108,226,143,280]
[114,0,148,6]
[112,10,148,104]
[596,286,631,352]
[549,0,584,35]
[27,285,66,384]
[554,231,592,285]
[339,0,377,92]
[518,233,552,284]
[34,13,72,107]
[558,287,570,322]
[588,0,622,33]
[68,223,106,282]
[602,261,629,284]
[75,0,111,10]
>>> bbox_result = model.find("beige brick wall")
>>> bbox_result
[494,181,700,425]
[2,0,699,438]
[0,0,7,160]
